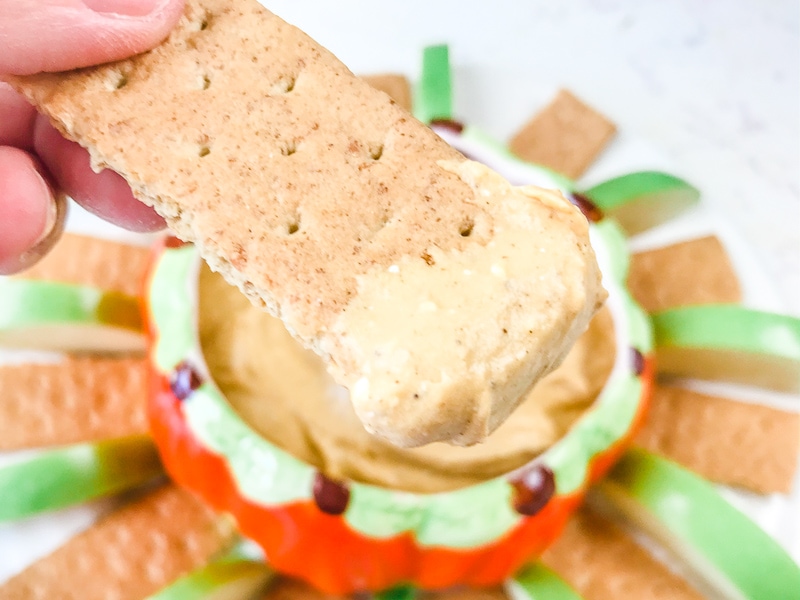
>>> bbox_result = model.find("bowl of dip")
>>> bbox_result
[144,194,652,593]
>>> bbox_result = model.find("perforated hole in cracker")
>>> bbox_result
[287,215,301,235]
[281,140,297,156]
[107,70,130,91]
[459,218,474,238]
[188,10,210,32]
[272,74,297,94]
[369,143,384,161]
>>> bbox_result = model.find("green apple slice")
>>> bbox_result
[0,435,163,521]
[652,305,800,393]
[0,279,145,354]
[506,563,583,600]
[146,555,275,600]
[582,172,700,235]
[597,449,800,600]
[413,44,452,124]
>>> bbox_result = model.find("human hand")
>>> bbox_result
[0,0,185,274]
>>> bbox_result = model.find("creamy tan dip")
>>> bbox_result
[199,264,615,494]
[321,161,606,448]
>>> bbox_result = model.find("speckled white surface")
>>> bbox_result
[266,0,799,314]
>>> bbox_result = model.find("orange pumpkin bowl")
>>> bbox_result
[143,186,653,594]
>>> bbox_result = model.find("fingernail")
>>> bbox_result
[31,173,59,244]
[15,178,67,272]
[83,0,167,17]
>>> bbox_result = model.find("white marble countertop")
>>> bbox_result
[267,0,800,315]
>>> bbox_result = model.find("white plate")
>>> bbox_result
[1,0,797,583]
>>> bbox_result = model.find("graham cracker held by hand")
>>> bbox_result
[8,0,604,448]
[0,357,149,450]
[509,89,617,179]
[541,507,703,600]
[362,74,413,111]
[0,485,235,600]
[15,233,151,297]
[635,384,800,494]
[628,235,741,313]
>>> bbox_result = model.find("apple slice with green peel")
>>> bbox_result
[0,435,163,521]
[506,563,583,600]
[652,305,800,393]
[581,171,700,235]
[596,448,800,600]
[146,554,275,600]
[0,279,145,354]
[413,44,452,124]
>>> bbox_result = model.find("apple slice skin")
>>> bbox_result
[144,225,653,595]
[582,172,700,236]
[0,279,144,353]
[598,449,800,600]
[0,435,162,521]
[652,305,800,393]
[145,556,274,600]
[413,44,452,125]
[505,563,582,600]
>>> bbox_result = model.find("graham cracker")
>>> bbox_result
[362,74,412,111]
[628,235,741,313]
[0,485,236,600]
[0,356,149,450]
[541,507,703,600]
[8,0,470,326]
[15,232,151,297]
[509,89,617,179]
[635,383,800,494]
[8,0,603,447]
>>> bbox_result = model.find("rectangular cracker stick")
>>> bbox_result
[509,89,617,179]
[16,233,151,297]
[628,235,741,313]
[0,485,236,600]
[9,0,605,448]
[362,74,413,111]
[541,507,703,600]
[635,383,800,493]
[0,357,148,450]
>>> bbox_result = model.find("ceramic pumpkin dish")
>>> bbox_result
[144,216,651,594]
[139,44,656,594]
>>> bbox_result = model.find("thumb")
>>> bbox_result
[0,0,186,76]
